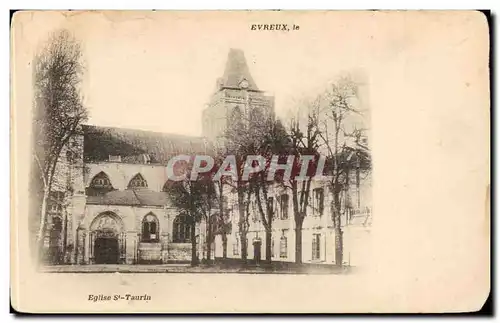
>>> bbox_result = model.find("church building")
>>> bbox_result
[43,48,372,266]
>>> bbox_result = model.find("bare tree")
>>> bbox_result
[251,118,290,263]
[223,148,252,264]
[223,105,267,265]
[317,75,371,266]
[285,105,321,264]
[31,29,87,264]
[165,172,217,266]
[213,177,233,260]
[197,174,218,263]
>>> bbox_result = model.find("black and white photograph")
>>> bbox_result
[10,10,489,313]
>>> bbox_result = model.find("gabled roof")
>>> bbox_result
[219,48,259,91]
[83,125,217,164]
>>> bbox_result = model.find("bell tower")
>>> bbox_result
[202,48,275,140]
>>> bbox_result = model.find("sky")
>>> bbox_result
[14,11,377,137]
[15,10,486,143]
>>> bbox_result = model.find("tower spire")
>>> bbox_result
[219,48,259,91]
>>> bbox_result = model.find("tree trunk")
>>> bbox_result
[206,220,212,262]
[217,182,224,261]
[237,188,248,265]
[240,232,247,264]
[222,234,228,259]
[36,186,50,266]
[294,221,303,264]
[334,226,343,266]
[265,230,272,263]
[206,241,211,262]
[190,223,198,266]
[332,195,343,266]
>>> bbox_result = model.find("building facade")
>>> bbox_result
[42,48,372,266]
[213,177,372,266]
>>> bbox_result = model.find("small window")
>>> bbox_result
[280,233,287,258]
[109,155,122,162]
[267,197,274,219]
[142,154,151,164]
[312,188,324,216]
[233,237,240,255]
[279,194,289,220]
[312,234,321,260]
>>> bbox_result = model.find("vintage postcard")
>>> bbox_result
[10,10,490,313]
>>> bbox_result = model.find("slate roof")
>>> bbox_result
[220,48,259,92]
[83,125,217,164]
[82,125,217,206]
[86,189,169,207]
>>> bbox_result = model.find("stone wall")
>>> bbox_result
[138,242,162,264]
[167,243,191,263]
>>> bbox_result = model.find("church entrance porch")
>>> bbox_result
[87,212,126,265]
[94,237,119,264]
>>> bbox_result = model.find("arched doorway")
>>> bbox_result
[89,212,125,264]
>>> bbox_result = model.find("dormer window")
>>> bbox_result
[128,173,148,189]
[90,172,113,189]
[109,155,121,162]
[142,154,151,164]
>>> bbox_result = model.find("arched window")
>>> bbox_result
[142,213,159,242]
[173,215,192,243]
[250,106,263,124]
[231,106,242,123]
[128,173,147,189]
[90,172,113,189]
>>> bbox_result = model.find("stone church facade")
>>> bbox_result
[42,48,372,266]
